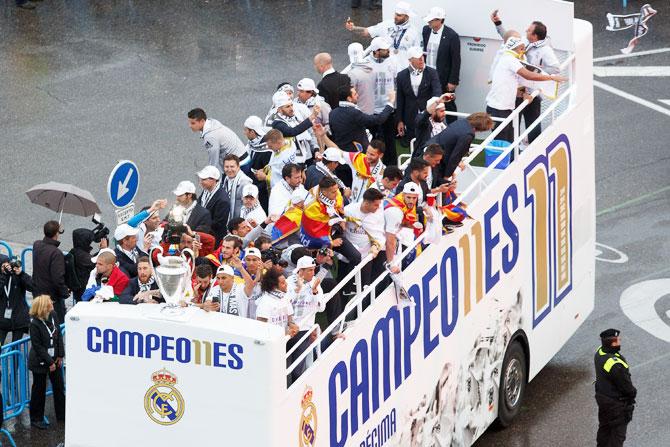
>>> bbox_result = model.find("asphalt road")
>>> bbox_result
[0,1,668,446]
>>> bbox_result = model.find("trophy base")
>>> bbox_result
[139,303,197,323]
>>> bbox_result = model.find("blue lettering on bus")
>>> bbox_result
[328,180,521,446]
[85,327,245,370]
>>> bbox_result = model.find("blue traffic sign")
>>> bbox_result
[107,160,140,208]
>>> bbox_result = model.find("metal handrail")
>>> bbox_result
[452,86,574,207]
[286,233,426,378]
[0,241,13,259]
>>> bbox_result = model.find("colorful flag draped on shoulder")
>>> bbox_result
[271,206,303,244]
[384,193,419,232]
[441,190,470,222]
[300,187,344,248]
[344,150,372,180]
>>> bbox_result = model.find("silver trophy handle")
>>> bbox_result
[149,246,165,295]
[181,248,195,279]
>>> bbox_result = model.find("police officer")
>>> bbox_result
[594,328,637,447]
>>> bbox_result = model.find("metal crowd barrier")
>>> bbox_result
[1,324,66,443]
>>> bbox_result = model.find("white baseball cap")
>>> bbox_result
[504,37,524,51]
[173,180,196,196]
[296,256,316,270]
[216,264,235,277]
[242,184,259,198]
[244,115,266,136]
[114,224,139,242]
[402,182,422,196]
[244,247,262,259]
[348,42,365,64]
[394,1,412,16]
[427,97,446,111]
[423,6,446,22]
[370,37,392,52]
[277,83,294,94]
[407,46,424,60]
[322,147,344,164]
[296,78,319,93]
[91,247,117,263]
[272,91,293,108]
[197,165,221,180]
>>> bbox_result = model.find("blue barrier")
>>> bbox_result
[0,242,12,260]
[1,324,66,441]
[19,249,32,274]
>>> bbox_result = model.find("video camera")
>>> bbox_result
[91,214,110,243]
[261,248,288,268]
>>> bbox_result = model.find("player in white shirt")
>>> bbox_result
[345,1,420,70]
[239,184,268,225]
[340,140,386,203]
[485,37,565,143]
[256,268,299,337]
[204,264,252,318]
[253,129,296,189]
[268,163,305,217]
[384,182,422,273]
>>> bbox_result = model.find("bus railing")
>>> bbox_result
[286,236,425,380]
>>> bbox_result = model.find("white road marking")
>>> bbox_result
[593,80,670,118]
[593,66,670,77]
[660,99,670,106]
[620,279,670,343]
[594,243,628,264]
[593,47,670,63]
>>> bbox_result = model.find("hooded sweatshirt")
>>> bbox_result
[347,60,376,115]
[201,118,247,172]
[70,228,96,294]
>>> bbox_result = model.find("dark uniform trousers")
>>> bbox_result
[594,347,636,447]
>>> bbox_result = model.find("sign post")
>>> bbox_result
[107,160,140,225]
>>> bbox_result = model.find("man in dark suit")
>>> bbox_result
[413,95,449,156]
[173,180,213,234]
[397,146,451,201]
[113,224,149,279]
[395,46,442,142]
[314,52,351,110]
[197,165,230,246]
[120,257,162,304]
[425,112,494,180]
[421,7,461,124]
[329,85,395,153]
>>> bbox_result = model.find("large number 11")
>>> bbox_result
[524,135,573,327]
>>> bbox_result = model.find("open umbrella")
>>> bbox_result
[26,182,101,223]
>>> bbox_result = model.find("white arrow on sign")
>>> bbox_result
[593,66,670,77]
[117,168,134,201]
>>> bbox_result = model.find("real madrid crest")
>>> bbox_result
[298,386,317,447]
[144,368,185,426]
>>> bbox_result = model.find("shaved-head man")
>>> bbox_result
[314,52,351,110]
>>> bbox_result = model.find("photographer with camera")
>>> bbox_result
[32,220,69,323]
[0,255,33,345]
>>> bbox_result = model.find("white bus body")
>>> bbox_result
[65,2,594,446]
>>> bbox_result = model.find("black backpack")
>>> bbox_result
[64,251,81,291]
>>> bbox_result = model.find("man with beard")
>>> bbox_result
[413,96,450,157]
[272,92,321,165]
[120,257,162,304]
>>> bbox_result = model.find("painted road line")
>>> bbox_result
[594,243,628,264]
[593,66,670,77]
[597,184,670,217]
[593,80,670,118]
[660,100,670,106]
[593,47,670,63]
[620,278,670,343]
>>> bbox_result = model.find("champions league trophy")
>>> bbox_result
[149,246,194,319]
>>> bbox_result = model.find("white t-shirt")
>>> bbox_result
[255,291,294,330]
[341,152,385,203]
[367,21,420,70]
[285,274,324,331]
[344,203,386,257]
[384,206,415,247]
[370,58,398,113]
[425,26,443,69]
[268,145,297,188]
[485,52,524,111]
[205,284,251,318]
[240,204,267,226]
[268,181,294,216]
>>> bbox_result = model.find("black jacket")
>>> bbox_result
[114,247,149,279]
[594,346,637,402]
[70,228,96,294]
[199,187,230,246]
[0,265,32,332]
[186,203,213,235]
[32,238,69,301]
[119,278,162,305]
[425,118,475,179]
[413,110,436,156]
[395,66,441,134]
[422,25,461,90]
[28,313,64,374]
[329,103,394,152]
[317,71,351,110]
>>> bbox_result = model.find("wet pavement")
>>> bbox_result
[1,0,669,446]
